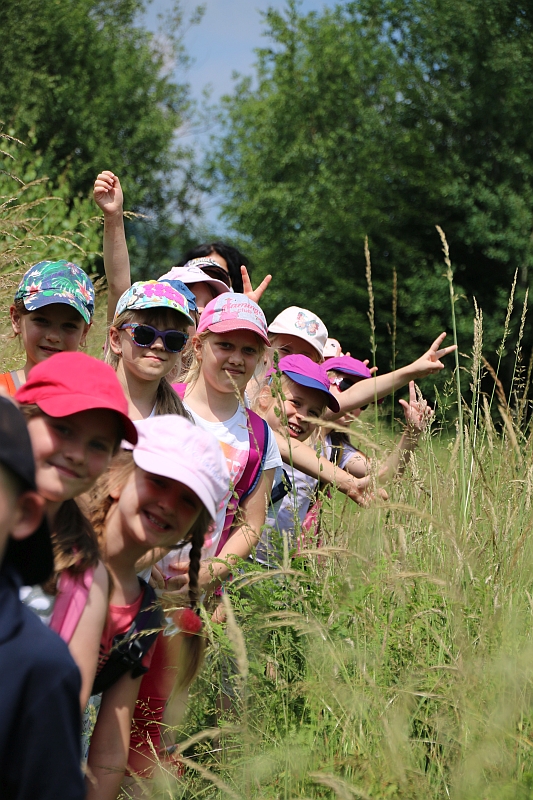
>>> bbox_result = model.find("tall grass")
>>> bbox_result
[127,268,533,800]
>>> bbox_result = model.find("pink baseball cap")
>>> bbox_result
[198,293,271,346]
[158,264,230,297]
[325,356,372,379]
[323,338,343,359]
[268,306,328,358]
[16,352,138,444]
[273,354,339,412]
[130,415,229,519]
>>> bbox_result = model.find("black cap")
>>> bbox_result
[0,397,54,585]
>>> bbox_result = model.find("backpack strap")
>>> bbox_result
[92,580,164,695]
[50,567,95,644]
[215,410,268,557]
[172,382,186,400]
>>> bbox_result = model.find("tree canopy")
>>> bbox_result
[209,0,533,379]
[0,0,201,263]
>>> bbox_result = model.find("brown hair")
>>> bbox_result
[106,307,189,417]
[87,449,211,690]
[19,404,101,591]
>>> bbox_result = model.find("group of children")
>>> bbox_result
[0,169,455,799]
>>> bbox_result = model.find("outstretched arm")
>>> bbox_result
[273,432,377,505]
[328,334,456,419]
[93,171,131,323]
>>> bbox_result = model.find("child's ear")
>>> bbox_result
[108,326,122,355]
[192,335,203,361]
[10,491,46,542]
[10,305,22,335]
[257,385,273,412]
[79,321,91,348]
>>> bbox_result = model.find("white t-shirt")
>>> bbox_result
[256,434,360,565]
[158,402,282,577]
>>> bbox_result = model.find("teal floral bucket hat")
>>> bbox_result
[113,281,194,326]
[15,260,95,324]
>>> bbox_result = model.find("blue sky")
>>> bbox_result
[143,1,336,104]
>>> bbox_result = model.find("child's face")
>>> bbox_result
[27,409,120,504]
[264,379,326,442]
[112,467,204,552]
[270,333,321,363]
[10,304,90,368]
[197,330,262,394]
[110,308,189,382]
[187,282,216,315]
[0,463,45,564]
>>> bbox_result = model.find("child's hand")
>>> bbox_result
[409,333,456,379]
[345,475,388,505]
[241,265,272,304]
[93,170,123,216]
[399,381,433,433]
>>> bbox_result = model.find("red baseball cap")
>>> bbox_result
[16,352,137,444]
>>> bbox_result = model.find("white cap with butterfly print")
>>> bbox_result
[268,306,328,358]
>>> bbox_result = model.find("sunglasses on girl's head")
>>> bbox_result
[200,264,232,288]
[120,323,189,353]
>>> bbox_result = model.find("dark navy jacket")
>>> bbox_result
[0,564,85,800]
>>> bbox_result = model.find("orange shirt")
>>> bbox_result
[0,372,17,397]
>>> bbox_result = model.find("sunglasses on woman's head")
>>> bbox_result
[120,323,189,353]
[200,264,232,288]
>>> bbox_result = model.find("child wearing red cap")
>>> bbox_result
[84,415,229,800]
[16,351,137,710]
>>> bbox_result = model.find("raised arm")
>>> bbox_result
[328,333,456,419]
[93,171,132,323]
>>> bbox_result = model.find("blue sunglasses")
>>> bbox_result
[120,323,189,353]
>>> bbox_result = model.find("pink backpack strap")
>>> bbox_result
[172,382,187,400]
[216,410,268,556]
[50,566,95,644]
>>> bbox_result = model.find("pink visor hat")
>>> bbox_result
[158,264,230,297]
[198,293,271,346]
[272,354,340,412]
[325,356,372,379]
[15,352,137,444]
[130,415,229,519]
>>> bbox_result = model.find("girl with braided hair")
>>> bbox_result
[85,415,229,800]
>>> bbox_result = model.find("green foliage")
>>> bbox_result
[0,0,203,271]
[0,136,107,371]
[208,0,533,386]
